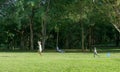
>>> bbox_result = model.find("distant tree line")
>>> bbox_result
[0,0,120,51]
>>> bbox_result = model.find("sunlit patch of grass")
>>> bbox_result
[0,52,120,72]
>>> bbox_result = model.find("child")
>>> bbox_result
[38,41,42,55]
[94,47,99,57]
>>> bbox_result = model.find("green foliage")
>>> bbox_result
[0,0,119,50]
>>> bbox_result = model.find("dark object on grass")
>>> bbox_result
[56,46,64,53]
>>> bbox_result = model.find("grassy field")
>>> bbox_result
[0,52,120,72]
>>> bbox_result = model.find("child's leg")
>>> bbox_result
[94,53,98,57]
[38,50,42,55]
[94,53,96,57]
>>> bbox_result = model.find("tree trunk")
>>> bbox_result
[29,7,35,50]
[116,31,120,46]
[56,31,59,48]
[88,26,92,51]
[81,23,84,51]
[41,19,46,50]
[65,37,69,49]
[41,0,50,50]
[113,24,120,33]
[20,31,24,50]
[30,19,34,50]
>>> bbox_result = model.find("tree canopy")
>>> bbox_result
[0,0,120,51]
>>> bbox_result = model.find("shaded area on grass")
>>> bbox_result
[0,47,120,53]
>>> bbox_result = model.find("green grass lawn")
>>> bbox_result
[0,52,120,72]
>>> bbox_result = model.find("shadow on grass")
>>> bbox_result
[0,49,37,53]
[0,47,120,53]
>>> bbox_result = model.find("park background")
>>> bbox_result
[0,0,120,51]
[0,0,120,72]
